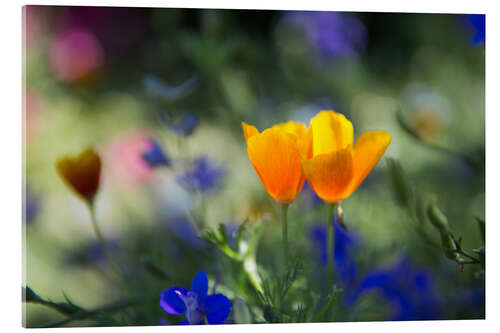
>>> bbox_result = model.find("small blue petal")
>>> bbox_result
[160,287,188,315]
[178,319,190,325]
[142,138,171,168]
[204,294,232,324]
[190,271,209,299]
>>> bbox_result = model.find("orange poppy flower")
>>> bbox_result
[56,148,101,202]
[242,121,312,204]
[302,110,392,204]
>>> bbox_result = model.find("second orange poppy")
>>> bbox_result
[242,121,312,204]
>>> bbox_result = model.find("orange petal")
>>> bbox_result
[247,128,304,203]
[311,110,353,157]
[56,148,101,201]
[302,146,354,203]
[241,122,259,143]
[273,121,313,159]
[346,130,392,196]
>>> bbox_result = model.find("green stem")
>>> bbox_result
[280,203,289,268]
[87,202,126,288]
[89,204,106,251]
[327,204,335,268]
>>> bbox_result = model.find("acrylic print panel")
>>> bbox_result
[22,5,485,327]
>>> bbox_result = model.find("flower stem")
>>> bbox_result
[327,203,335,268]
[280,203,290,268]
[87,202,126,288]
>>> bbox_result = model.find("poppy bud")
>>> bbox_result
[427,200,460,261]
[56,148,101,203]
[386,158,413,208]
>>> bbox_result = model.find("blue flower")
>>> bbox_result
[309,216,359,284]
[222,222,239,249]
[168,217,206,250]
[156,112,200,137]
[452,287,485,318]
[142,138,171,168]
[309,219,443,321]
[160,271,232,325]
[284,11,367,60]
[24,185,40,226]
[177,157,225,192]
[143,74,198,101]
[64,238,120,267]
[465,14,485,46]
[347,257,443,321]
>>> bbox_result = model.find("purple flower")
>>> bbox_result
[160,271,232,325]
[142,138,171,168]
[285,11,367,59]
[177,157,225,192]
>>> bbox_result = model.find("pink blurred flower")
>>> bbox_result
[104,130,155,187]
[24,90,45,142]
[49,27,104,83]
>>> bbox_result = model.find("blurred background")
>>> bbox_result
[23,6,485,326]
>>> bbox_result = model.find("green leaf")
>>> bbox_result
[278,259,303,301]
[23,286,84,316]
[23,286,43,303]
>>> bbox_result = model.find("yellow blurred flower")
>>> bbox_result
[302,110,391,204]
[411,108,444,141]
[56,148,101,203]
[242,121,312,204]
